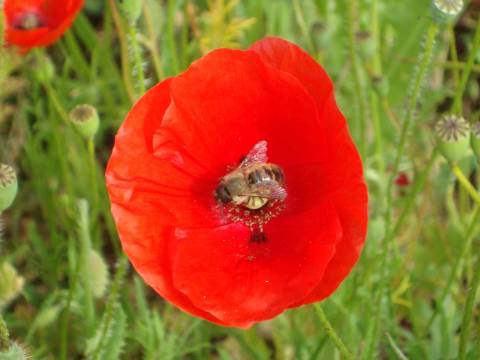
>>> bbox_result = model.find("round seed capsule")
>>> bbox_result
[69,104,100,139]
[435,115,470,162]
[431,0,463,23]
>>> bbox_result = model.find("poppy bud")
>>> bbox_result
[435,115,470,162]
[0,164,18,213]
[431,0,463,24]
[0,262,24,311]
[120,0,142,24]
[88,249,109,298]
[32,55,55,83]
[471,122,480,160]
[69,104,100,139]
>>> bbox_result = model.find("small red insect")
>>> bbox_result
[106,37,368,328]
[3,0,84,53]
[395,172,411,187]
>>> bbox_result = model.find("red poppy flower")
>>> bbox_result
[3,0,84,52]
[106,37,368,328]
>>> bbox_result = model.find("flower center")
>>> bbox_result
[215,162,287,242]
[13,12,45,30]
[224,200,286,236]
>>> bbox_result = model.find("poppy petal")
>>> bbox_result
[106,79,239,328]
[171,200,342,325]
[250,37,368,302]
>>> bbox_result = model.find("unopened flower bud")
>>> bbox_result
[435,115,470,162]
[471,122,480,160]
[69,104,99,139]
[0,263,24,311]
[431,0,463,23]
[89,249,109,298]
[121,0,142,24]
[0,165,18,213]
[32,55,55,83]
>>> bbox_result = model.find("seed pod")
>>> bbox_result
[471,122,480,160]
[0,262,24,311]
[0,165,18,213]
[69,104,99,139]
[431,0,463,23]
[435,115,470,162]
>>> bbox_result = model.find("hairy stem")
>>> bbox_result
[314,304,354,360]
[0,315,9,352]
[458,258,480,360]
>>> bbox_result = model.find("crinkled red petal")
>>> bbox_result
[107,80,240,327]
[171,200,341,325]
[250,37,368,303]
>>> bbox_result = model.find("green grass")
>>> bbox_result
[1,0,480,359]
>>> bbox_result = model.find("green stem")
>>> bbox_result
[452,18,480,114]
[458,258,480,360]
[292,0,315,54]
[78,199,95,333]
[452,164,480,206]
[90,256,128,360]
[385,22,438,227]
[314,304,354,360]
[166,0,180,75]
[127,21,146,95]
[0,314,9,352]
[142,3,165,81]
[372,22,439,357]
[87,139,99,216]
[345,0,368,158]
[370,0,386,182]
[44,83,69,124]
[108,0,135,103]
[425,206,480,332]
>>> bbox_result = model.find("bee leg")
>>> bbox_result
[250,230,267,243]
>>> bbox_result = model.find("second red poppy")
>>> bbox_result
[3,0,84,52]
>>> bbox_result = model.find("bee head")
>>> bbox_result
[214,181,232,204]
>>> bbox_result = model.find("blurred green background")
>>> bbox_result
[1,0,480,359]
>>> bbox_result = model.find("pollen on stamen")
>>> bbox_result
[221,200,286,242]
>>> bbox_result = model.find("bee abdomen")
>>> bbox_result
[247,165,284,185]
[271,166,284,183]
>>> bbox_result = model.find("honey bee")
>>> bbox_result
[215,141,287,210]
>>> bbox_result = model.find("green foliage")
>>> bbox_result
[85,302,127,360]
[0,0,480,359]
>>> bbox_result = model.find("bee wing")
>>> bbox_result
[249,180,287,201]
[240,140,268,168]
